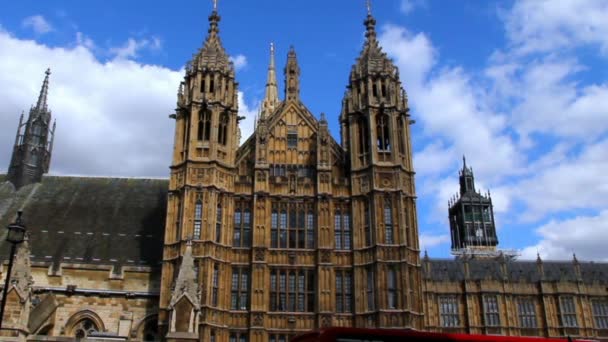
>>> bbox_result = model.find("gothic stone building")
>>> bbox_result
[0,4,607,342]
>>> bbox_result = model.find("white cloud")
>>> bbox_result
[75,32,95,50]
[400,0,427,15]
[520,210,608,261]
[504,0,608,56]
[22,15,53,34]
[109,37,162,60]
[230,54,247,71]
[237,91,259,145]
[420,233,450,252]
[0,30,179,177]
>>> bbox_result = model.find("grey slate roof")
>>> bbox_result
[0,175,168,267]
[424,257,608,284]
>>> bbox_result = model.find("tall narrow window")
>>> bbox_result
[306,211,314,249]
[334,207,352,250]
[366,266,375,311]
[560,296,578,328]
[592,300,608,329]
[233,203,252,247]
[439,296,460,327]
[334,210,342,249]
[358,117,369,162]
[193,200,202,240]
[397,116,405,155]
[289,208,297,248]
[269,269,315,312]
[229,332,247,342]
[216,200,222,243]
[198,109,211,141]
[384,198,394,244]
[231,267,249,310]
[210,330,216,342]
[287,131,298,148]
[212,264,219,307]
[271,210,278,247]
[483,295,500,327]
[364,201,372,246]
[387,267,398,309]
[280,210,287,248]
[218,112,229,145]
[517,298,537,328]
[376,113,391,152]
[175,197,182,242]
[335,270,353,313]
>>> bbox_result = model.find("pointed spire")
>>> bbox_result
[320,112,327,124]
[170,241,199,308]
[462,155,467,169]
[284,46,301,102]
[366,0,372,15]
[35,68,51,112]
[192,0,231,72]
[262,42,279,116]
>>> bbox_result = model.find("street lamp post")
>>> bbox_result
[0,211,26,330]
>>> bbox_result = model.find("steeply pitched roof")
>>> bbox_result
[423,257,608,284]
[0,175,168,268]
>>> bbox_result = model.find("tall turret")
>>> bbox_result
[284,46,301,102]
[161,1,241,339]
[340,3,422,329]
[7,68,56,190]
[449,157,499,255]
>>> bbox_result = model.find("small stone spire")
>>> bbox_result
[35,68,51,112]
[366,0,372,15]
[262,42,279,116]
[191,0,231,72]
[170,241,199,308]
[284,46,301,102]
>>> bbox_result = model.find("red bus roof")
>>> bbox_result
[290,327,595,342]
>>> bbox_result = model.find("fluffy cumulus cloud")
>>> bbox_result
[504,0,608,56]
[380,0,608,259]
[109,37,162,60]
[230,54,248,71]
[521,210,608,261]
[21,15,53,34]
[0,28,258,178]
[399,0,427,15]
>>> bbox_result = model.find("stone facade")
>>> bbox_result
[0,3,607,342]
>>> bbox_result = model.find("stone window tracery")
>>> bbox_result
[198,108,211,141]
[233,201,251,247]
[73,318,98,341]
[384,197,394,244]
[218,112,229,145]
[335,270,353,313]
[193,199,202,240]
[270,202,314,249]
[376,112,391,153]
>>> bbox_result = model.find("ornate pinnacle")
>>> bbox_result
[213,0,218,11]
[36,68,51,112]
[366,0,372,15]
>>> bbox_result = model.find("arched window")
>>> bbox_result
[212,263,219,306]
[73,318,99,341]
[216,199,222,243]
[218,112,229,145]
[289,207,297,248]
[243,208,251,247]
[376,112,391,152]
[384,197,394,244]
[198,108,211,141]
[271,210,278,247]
[387,267,398,309]
[193,200,202,240]
[358,117,369,161]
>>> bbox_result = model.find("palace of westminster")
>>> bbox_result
[0,3,607,342]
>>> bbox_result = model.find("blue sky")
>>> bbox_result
[0,0,607,260]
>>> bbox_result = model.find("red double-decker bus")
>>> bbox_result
[291,327,597,342]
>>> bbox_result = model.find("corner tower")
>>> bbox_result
[7,69,56,190]
[340,5,422,329]
[160,2,240,340]
[449,157,499,256]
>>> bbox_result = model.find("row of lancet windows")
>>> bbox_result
[216,264,402,314]
[357,113,407,162]
[197,109,229,145]
[186,198,397,247]
[438,295,608,331]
